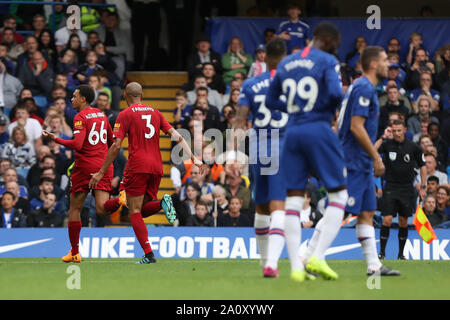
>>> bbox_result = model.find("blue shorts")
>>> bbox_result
[249,133,285,205]
[281,122,347,191]
[345,170,377,215]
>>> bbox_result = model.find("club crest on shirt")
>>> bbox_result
[404,154,410,163]
[359,96,370,107]
[74,121,83,130]
[113,123,120,132]
[347,197,355,207]
[389,152,397,161]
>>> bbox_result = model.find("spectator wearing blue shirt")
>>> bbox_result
[409,72,440,113]
[28,177,66,218]
[345,36,367,70]
[0,167,28,198]
[275,3,310,54]
[0,191,26,228]
[436,186,450,221]
[382,63,406,95]
[173,90,192,129]
[0,115,10,147]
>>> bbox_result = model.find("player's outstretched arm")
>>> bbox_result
[167,128,207,175]
[89,137,122,189]
[42,129,85,151]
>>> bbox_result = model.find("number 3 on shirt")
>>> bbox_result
[88,120,107,145]
[142,114,155,139]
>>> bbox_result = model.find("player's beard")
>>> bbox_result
[376,65,388,82]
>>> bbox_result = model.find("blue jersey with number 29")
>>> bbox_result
[265,47,343,125]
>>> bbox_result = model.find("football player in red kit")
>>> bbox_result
[43,85,124,263]
[89,82,206,264]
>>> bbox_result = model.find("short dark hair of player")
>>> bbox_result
[312,22,341,42]
[2,191,16,201]
[360,46,385,72]
[77,84,95,105]
[427,175,439,184]
[266,38,287,60]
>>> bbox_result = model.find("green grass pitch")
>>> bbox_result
[0,258,448,300]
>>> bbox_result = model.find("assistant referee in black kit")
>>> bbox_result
[375,119,427,259]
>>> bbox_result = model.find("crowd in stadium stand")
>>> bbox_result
[0,3,128,228]
[0,1,448,229]
[170,5,450,228]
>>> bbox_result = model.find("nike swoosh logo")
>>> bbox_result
[0,238,53,254]
[325,240,380,256]
[299,239,380,256]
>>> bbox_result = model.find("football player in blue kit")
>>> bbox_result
[235,38,291,279]
[265,22,348,281]
[337,46,401,276]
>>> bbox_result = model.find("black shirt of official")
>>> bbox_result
[379,138,425,184]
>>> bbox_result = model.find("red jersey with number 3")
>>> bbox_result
[56,107,114,169]
[113,103,172,175]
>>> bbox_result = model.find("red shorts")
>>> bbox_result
[70,165,113,195]
[119,172,162,198]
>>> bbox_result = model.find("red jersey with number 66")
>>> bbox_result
[113,103,173,175]
[55,107,114,169]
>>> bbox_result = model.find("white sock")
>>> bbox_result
[284,196,304,271]
[265,210,285,270]
[254,213,271,268]
[312,190,347,260]
[356,223,382,272]
[301,218,323,263]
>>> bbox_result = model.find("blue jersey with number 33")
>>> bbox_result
[238,70,288,137]
[265,47,343,125]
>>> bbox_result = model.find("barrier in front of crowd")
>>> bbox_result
[0,227,448,260]
[206,17,450,62]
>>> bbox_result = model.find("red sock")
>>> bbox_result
[103,197,121,213]
[130,213,152,254]
[68,221,82,255]
[142,200,162,218]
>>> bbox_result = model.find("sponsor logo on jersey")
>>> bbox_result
[404,154,410,163]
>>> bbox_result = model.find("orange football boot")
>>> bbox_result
[61,250,82,263]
